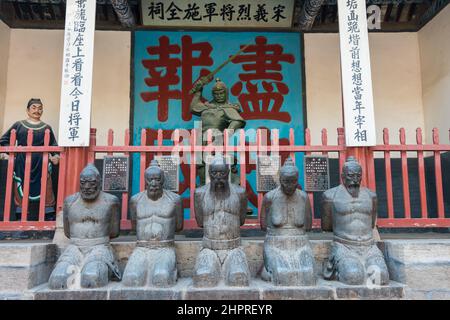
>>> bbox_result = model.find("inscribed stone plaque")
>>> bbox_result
[102,156,129,192]
[303,156,330,192]
[256,155,280,192]
[154,155,180,192]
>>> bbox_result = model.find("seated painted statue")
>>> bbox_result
[193,155,249,287]
[48,164,121,289]
[321,157,389,285]
[260,158,316,286]
[122,160,183,287]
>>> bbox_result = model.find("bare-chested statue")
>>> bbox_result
[48,164,121,289]
[260,158,316,286]
[193,155,249,287]
[122,160,183,287]
[321,157,389,285]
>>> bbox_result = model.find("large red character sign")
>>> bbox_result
[134,31,304,215]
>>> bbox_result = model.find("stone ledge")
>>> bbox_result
[28,279,404,300]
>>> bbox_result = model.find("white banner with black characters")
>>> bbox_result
[338,0,376,146]
[58,0,96,146]
[141,0,294,28]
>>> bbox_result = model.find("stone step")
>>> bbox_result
[28,278,405,300]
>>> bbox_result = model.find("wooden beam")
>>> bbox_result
[298,0,326,30]
[418,0,450,28]
[110,0,135,28]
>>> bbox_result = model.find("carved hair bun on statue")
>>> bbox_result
[345,156,358,163]
[80,163,101,180]
[281,157,299,175]
[27,98,43,109]
[212,78,227,91]
[150,159,159,167]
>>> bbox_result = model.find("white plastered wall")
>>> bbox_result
[1,29,131,146]
[418,5,450,144]
[304,32,425,146]
[0,20,10,133]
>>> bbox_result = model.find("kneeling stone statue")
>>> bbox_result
[193,155,250,287]
[261,158,316,286]
[122,160,183,287]
[321,157,389,285]
[48,164,121,289]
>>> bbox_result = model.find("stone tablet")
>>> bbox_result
[256,155,280,192]
[304,155,330,192]
[154,155,180,192]
[102,156,129,192]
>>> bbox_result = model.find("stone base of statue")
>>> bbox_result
[122,241,177,288]
[28,277,405,300]
[193,239,251,288]
[261,232,316,286]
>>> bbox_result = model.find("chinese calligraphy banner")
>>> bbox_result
[133,31,305,211]
[58,0,96,146]
[338,0,376,146]
[141,0,294,28]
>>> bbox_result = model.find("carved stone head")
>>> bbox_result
[79,164,101,201]
[145,160,165,201]
[209,154,230,192]
[280,158,299,196]
[212,78,227,104]
[341,156,362,197]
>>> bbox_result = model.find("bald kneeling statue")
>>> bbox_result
[261,158,316,286]
[193,155,249,287]
[321,157,389,285]
[122,160,183,287]
[48,164,121,289]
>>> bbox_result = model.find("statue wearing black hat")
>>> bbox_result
[0,98,59,220]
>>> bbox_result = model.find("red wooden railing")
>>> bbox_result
[0,127,449,231]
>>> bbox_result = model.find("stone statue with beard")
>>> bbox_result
[48,164,121,289]
[193,155,249,287]
[122,160,183,287]
[321,157,389,285]
[260,158,316,286]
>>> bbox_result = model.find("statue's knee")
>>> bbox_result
[193,250,220,287]
[80,261,108,288]
[152,268,174,287]
[122,269,146,287]
[366,259,389,285]
[338,260,365,285]
[48,262,74,290]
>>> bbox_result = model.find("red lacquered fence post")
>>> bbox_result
[3,129,17,222]
[188,128,197,228]
[433,128,445,219]
[87,128,97,164]
[139,129,146,192]
[399,128,411,219]
[416,128,428,219]
[337,127,346,174]
[383,128,394,219]
[21,129,34,222]
[38,129,51,222]
[120,129,131,230]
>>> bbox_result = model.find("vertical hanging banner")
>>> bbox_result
[58,0,96,146]
[338,0,376,146]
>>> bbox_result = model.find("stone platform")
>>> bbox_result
[1,237,450,300]
[27,278,405,300]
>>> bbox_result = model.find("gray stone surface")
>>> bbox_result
[334,281,404,300]
[0,243,56,292]
[384,240,450,290]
